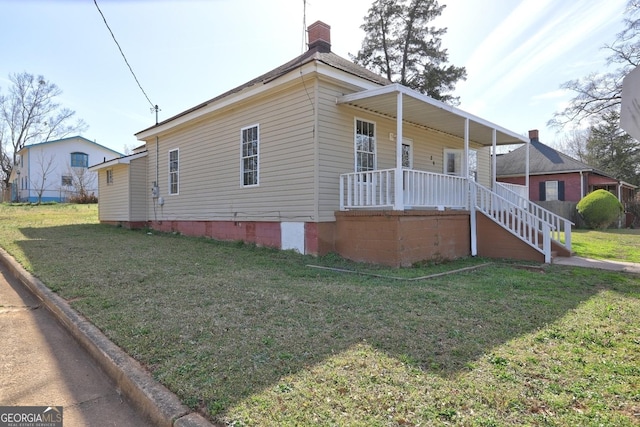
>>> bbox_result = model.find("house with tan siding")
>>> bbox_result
[90,21,573,266]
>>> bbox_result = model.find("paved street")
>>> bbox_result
[0,261,154,427]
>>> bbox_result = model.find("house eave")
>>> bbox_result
[337,83,528,146]
[135,60,383,141]
[89,151,148,171]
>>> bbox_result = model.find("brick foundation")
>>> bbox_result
[148,220,281,249]
[335,210,471,267]
[476,213,545,262]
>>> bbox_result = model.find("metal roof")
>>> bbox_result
[337,84,528,146]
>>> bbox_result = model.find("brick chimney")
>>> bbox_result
[307,21,331,53]
[529,129,539,142]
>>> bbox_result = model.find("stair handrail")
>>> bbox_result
[495,182,573,252]
[472,181,553,263]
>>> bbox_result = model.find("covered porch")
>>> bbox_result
[337,83,528,211]
[334,84,571,265]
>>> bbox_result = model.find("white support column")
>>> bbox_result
[470,182,478,256]
[525,139,530,200]
[463,118,469,180]
[491,128,497,190]
[394,91,404,210]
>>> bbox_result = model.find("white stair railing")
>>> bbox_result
[472,182,553,263]
[495,182,573,253]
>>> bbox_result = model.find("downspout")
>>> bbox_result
[579,170,584,198]
[393,90,404,211]
[155,136,159,189]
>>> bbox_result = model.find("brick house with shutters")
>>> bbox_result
[497,130,637,225]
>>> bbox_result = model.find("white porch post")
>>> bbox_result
[463,118,469,180]
[394,91,404,210]
[525,139,530,199]
[466,118,478,256]
[491,128,497,190]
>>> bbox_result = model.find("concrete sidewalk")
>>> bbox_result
[0,249,212,427]
[553,255,640,274]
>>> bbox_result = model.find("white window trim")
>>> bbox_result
[545,180,559,201]
[240,124,260,187]
[443,149,462,176]
[443,148,477,179]
[106,169,113,185]
[354,117,377,172]
[168,148,179,195]
[402,138,413,169]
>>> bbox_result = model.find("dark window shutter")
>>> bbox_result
[539,182,546,201]
[558,181,565,201]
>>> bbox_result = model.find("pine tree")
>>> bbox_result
[586,111,640,185]
[352,0,466,104]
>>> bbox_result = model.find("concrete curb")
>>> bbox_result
[0,248,213,427]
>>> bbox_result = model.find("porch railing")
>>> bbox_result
[339,169,468,210]
[495,182,573,252]
[340,169,396,210]
[403,170,468,209]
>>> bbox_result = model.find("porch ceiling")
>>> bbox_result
[337,83,528,146]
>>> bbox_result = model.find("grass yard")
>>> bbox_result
[571,228,640,263]
[0,204,639,426]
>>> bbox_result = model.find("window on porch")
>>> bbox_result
[355,119,376,172]
[443,149,477,180]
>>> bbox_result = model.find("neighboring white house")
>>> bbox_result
[9,136,122,203]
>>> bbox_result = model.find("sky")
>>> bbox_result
[0,0,630,155]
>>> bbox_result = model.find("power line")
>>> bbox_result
[93,0,156,111]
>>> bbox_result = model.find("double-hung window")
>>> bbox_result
[169,149,179,195]
[71,152,88,168]
[106,169,113,185]
[355,119,375,172]
[443,148,477,180]
[241,124,259,187]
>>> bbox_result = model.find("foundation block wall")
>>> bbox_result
[476,213,545,262]
[334,210,471,267]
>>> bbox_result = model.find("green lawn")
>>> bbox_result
[1,204,639,426]
[570,228,640,263]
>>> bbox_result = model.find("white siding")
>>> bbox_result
[17,137,120,202]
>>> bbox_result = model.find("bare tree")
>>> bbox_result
[29,151,56,204]
[65,165,97,202]
[0,72,87,190]
[555,128,591,162]
[549,1,640,128]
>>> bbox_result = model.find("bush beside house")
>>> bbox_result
[577,189,624,229]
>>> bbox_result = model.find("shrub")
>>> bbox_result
[576,189,623,229]
[68,192,98,204]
